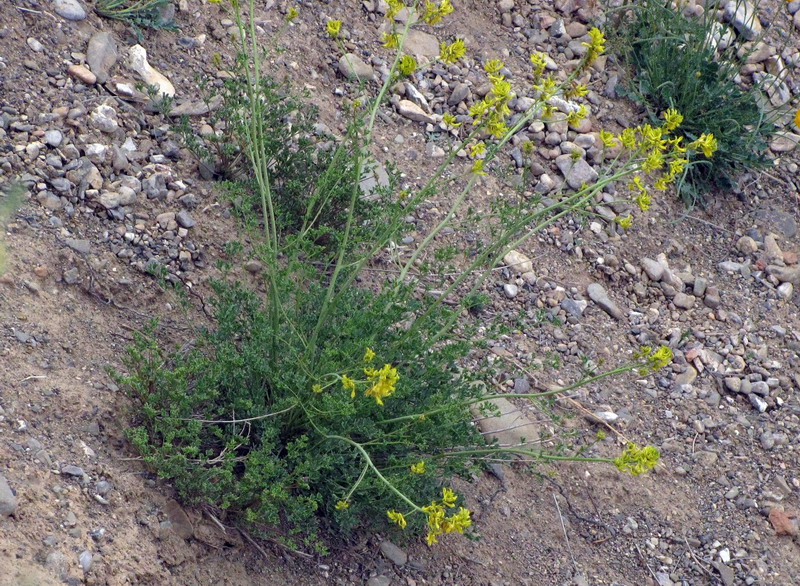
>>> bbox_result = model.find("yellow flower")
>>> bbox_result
[688,133,718,158]
[341,374,356,398]
[619,127,638,150]
[410,461,426,474]
[442,112,461,127]
[422,0,454,24]
[468,100,489,121]
[490,78,513,102]
[534,74,557,99]
[635,191,652,212]
[616,214,633,229]
[662,108,683,132]
[439,39,466,64]
[386,0,405,20]
[469,142,486,157]
[381,32,400,49]
[387,510,407,529]
[529,52,547,77]
[483,59,504,74]
[669,157,688,176]
[582,27,606,64]
[642,150,664,173]
[470,159,487,176]
[613,443,660,476]
[312,384,323,393]
[398,55,417,76]
[442,487,457,507]
[599,129,617,148]
[566,105,588,128]
[487,119,508,138]
[648,345,673,370]
[326,20,342,38]
[363,347,376,362]
[565,82,589,99]
[795,108,800,129]
[286,7,298,22]
[335,500,350,510]
[364,364,400,405]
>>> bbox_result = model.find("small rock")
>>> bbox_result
[338,53,374,82]
[396,99,435,124]
[448,82,471,106]
[53,0,87,21]
[704,287,721,309]
[367,577,392,586]
[674,366,697,387]
[67,64,97,85]
[586,282,624,320]
[164,499,194,540]
[44,130,63,147]
[641,257,664,281]
[503,283,519,298]
[45,551,68,579]
[777,282,793,300]
[712,561,735,586]
[749,394,768,413]
[65,239,91,255]
[404,30,440,59]
[175,210,196,228]
[560,298,587,318]
[503,250,533,274]
[61,465,85,477]
[723,0,762,40]
[91,104,119,134]
[79,550,93,573]
[244,260,263,273]
[736,236,758,254]
[380,540,407,566]
[673,293,696,310]
[767,265,800,284]
[0,474,17,516]
[768,508,798,536]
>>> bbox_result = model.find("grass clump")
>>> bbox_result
[119,1,699,552]
[608,0,779,206]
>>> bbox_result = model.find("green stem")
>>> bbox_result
[447,447,613,465]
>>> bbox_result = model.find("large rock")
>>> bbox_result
[724,0,762,40]
[503,250,533,274]
[338,53,374,82]
[555,154,598,189]
[404,30,440,59]
[0,473,18,516]
[396,99,435,124]
[128,45,175,97]
[53,0,86,21]
[87,32,117,84]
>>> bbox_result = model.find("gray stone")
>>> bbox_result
[86,32,117,84]
[674,366,697,387]
[503,283,519,298]
[143,173,168,200]
[128,44,175,97]
[175,210,196,228]
[673,293,696,310]
[380,540,408,565]
[367,578,392,586]
[53,0,86,20]
[641,257,664,281]
[0,473,17,516]
[61,465,85,476]
[693,277,708,297]
[724,377,741,393]
[338,53,374,82]
[777,282,793,300]
[359,159,390,201]
[65,239,91,255]
[100,187,137,209]
[503,250,533,274]
[91,104,119,133]
[79,551,92,573]
[586,282,624,320]
[736,235,758,253]
[44,129,63,147]
[749,394,768,413]
[560,298,587,318]
[555,154,598,189]
[164,499,194,540]
[448,82,471,106]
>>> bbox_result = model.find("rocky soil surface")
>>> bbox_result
[1,0,800,584]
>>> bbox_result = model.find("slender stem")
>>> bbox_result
[447,447,613,465]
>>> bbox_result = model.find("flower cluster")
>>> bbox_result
[421,0,453,24]
[613,443,660,476]
[634,345,674,373]
[420,488,472,545]
[363,363,400,405]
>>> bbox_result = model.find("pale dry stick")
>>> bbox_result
[18,375,47,383]
[682,536,715,577]
[553,492,578,572]
[203,509,227,533]
[677,213,733,235]
[633,542,660,582]
[177,403,296,425]
[493,353,633,443]
[239,527,314,560]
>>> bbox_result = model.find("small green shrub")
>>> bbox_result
[96,0,177,33]
[608,0,777,206]
[120,3,685,552]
